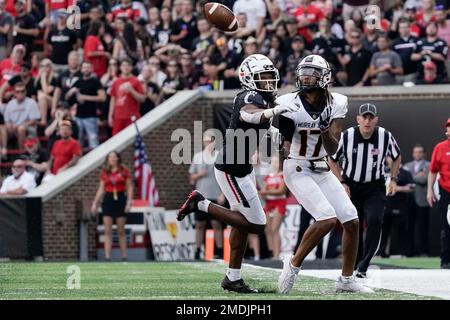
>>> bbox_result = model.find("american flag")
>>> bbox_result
[133,124,160,207]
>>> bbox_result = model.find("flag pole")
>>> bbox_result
[131,115,139,133]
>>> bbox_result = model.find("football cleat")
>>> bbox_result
[177,190,205,221]
[335,276,374,293]
[278,255,300,294]
[355,271,367,278]
[221,276,258,293]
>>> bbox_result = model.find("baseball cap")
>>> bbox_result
[359,103,377,116]
[13,44,26,54]
[244,36,257,45]
[57,11,68,19]
[292,35,304,43]
[15,0,26,4]
[24,137,39,148]
[405,3,417,11]
[446,118,450,127]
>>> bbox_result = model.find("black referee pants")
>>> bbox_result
[346,179,387,273]
[438,187,450,265]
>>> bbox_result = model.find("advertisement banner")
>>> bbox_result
[147,210,196,261]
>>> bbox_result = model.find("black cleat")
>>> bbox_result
[221,276,258,294]
[177,190,205,221]
[355,271,367,278]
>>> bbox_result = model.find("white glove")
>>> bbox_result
[318,105,333,133]
[263,104,298,118]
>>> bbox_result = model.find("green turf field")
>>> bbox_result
[372,257,441,269]
[0,261,437,300]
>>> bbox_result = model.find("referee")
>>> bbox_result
[329,103,401,278]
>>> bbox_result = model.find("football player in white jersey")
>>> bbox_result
[275,55,374,294]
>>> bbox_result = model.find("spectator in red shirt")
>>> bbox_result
[110,0,140,23]
[91,151,133,261]
[293,0,325,44]
[48,120,81,175]
[84,21,110,78]
[427,118,450,269]
[5,0,30,17]
[0,44,24,87]
[108,58,145,136]
[416,0,437,33]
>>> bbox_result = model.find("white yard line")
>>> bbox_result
[242,263,450,300]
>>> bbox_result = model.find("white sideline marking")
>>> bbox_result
[241,263,450,299]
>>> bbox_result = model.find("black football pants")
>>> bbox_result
[347,180,387,273]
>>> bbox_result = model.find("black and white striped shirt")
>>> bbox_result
[330,126,401,183]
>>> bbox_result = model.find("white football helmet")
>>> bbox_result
[239,54,280,92]
[295,54,332,91]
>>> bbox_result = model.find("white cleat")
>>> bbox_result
[278,255,300,294]
[335,275,375,293]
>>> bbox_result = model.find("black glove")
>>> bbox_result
[319,106,332,133]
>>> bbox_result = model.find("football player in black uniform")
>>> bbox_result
[177,54,297,293]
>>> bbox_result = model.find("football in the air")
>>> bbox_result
[204,2,239,32]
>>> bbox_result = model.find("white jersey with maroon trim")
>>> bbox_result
[275,92,348,161]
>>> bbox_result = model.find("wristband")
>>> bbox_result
[391,177,398,183]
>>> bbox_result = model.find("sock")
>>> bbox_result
[198,199,211,212]
[226,268,241,281]
[290,260,301,273]
[341,275,353,281]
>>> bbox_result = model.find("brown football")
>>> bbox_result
[204,2,239,32]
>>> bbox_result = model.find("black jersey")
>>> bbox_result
[215,90,274,177]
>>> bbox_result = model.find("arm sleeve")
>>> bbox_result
[392,52,402,68]
[276,114,296,142]
[134,78,145,94]
[23,174,36,192]
[30,100,41,120]
[83,36,97,56]
[256,3,267,18]
[414,41,423,53]
[332,95,348,119]
[436,41,448,57]
[0,178,7,193]
[73,141,82,156]
[369,52,377,67]
[110,80,117,98]
[429,145,440,173]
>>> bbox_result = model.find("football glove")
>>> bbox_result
[263,104,298,119]
[319,105,332,133]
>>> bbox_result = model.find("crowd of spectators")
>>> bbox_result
[1,0,450,192]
